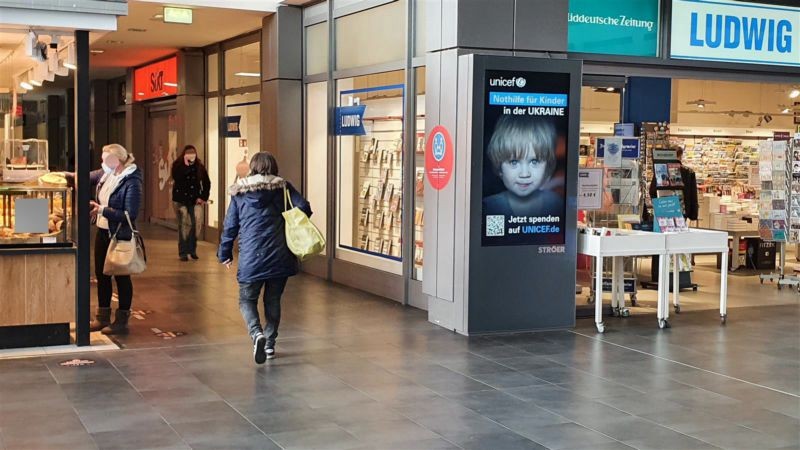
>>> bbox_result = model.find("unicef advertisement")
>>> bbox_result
[481,70,569,246]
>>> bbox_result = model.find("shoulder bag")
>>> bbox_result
[282,187,325,261]
[103,211,147,276]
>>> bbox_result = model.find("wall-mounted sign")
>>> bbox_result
[134,57,177,102]
[614,123,635,136]
[425,125,454,191]
[596,137,641,159]
[334,105,366,136]
[224,116,241,138]
[568,0,660,57]
[164,6,193,24]
[671,0,800,67]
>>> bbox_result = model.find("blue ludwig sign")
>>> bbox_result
[334,105,367,136]
[671,0,800,67]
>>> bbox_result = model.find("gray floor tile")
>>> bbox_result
[625,434,721,450]
[340,418,440,445]
[154,400,244,425]
[468,370,550,389]
[268,425,361,450]
[518,422,618,449]
[689,424,797,449]
[345,438,461,450]
[77,405,165,434]
[91,422,185,450]
[456,432,548,450]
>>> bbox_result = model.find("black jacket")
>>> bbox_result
[92,167,143,241]
[171,161,211,206]
[218,174,312,283]
[649,165,699,221]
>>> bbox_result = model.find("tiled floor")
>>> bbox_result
[0,227,797,450]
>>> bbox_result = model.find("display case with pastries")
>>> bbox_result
[0,183,72,247]
[2,138,49,183]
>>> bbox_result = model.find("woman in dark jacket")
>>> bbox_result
[171,145,211,261]
[88,144,143,335]
[218,152,311,364]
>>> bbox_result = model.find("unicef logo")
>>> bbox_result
[515,77,527,88]
[432,132,446,162]
[607,142,620,156]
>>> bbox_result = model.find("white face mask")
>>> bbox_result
[102,163,114,174]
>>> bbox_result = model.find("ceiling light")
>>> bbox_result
[790,89,800,99]
[127,28,147,33]
[164,82,178,87]
[29,69,42,87]
[137,92,145,96]
[153,14,164,19]
[697,103,704,108]
[20,80,33,90]
[90,49,105,54]
[782,108,791,114]
[63,43,77,70]
[234,72,260,77]
[605,87,615,92]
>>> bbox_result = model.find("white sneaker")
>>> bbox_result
[266,347,275,360]
[253,334,267,364]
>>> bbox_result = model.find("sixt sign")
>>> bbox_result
[671,0,800,67]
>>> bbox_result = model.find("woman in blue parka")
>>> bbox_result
[218,151,311,364]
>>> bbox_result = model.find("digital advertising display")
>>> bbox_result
[481,70,570,246]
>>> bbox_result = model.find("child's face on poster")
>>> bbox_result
[498,150,548,197]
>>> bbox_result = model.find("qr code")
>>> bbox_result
[486,215,505,237]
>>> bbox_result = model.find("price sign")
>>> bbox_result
[577,168,603,210]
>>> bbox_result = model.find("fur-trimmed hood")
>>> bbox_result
[228,174,286,196]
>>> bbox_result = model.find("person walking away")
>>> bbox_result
[218,152,312,364]
[171,145,211,261]
[89,144,143,335]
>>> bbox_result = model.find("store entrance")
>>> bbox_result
[144,106,178,228]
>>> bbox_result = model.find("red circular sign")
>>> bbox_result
[425,125,454,191]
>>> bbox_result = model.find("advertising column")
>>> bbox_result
[466,55,581,333]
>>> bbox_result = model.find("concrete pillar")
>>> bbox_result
[89,79,109,164]
[176,49,205,160]
[261,6,303,189]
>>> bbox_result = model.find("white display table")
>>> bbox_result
[661,229,730,327]
[578,230,667,333]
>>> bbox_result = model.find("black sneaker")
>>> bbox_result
[179,255,189,262]
[253,334,267,364]
[190,254,199,260]
[266,347,275,360]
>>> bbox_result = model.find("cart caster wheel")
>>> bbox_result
[674,304,681,314]
[620,308,631,318]
[658,319,670,329]
[721,315,727,325]
[596,323,605,333]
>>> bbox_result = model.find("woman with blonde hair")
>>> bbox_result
[87,143,143,335]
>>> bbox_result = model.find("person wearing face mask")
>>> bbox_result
[87,144,143,335]
[171,145,211,261]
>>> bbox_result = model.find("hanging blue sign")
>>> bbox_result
[614,123,635,136]
[596,137,641,158]
[224,116,241,138]
[334,105,367,136]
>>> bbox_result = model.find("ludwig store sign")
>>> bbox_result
[671,0,800,67]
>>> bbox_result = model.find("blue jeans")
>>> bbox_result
[238,277,288,347]
[173,202,197,257]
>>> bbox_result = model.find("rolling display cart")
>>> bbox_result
[584,134,646,315]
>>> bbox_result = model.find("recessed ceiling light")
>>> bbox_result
[605,87,615,92]
[128,28,147,33]
[153,14,164,19]
[90,49,105,54]
[164,82,178,87]
[697,103,704,109]
[20,80,33,90]
[137,92,144,96]
[234,72,260,77]
[782,108,791,114]
[105,40,124,45]
[790,89,800,99]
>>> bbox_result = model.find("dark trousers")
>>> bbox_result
[238,277,288,347]
[95,231,133,310]
[173,202,198,257]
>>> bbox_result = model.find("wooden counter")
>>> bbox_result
[0,248,75,327]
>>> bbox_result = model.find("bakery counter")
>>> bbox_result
[0,179,75,348]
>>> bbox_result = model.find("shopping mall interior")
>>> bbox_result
[0,0,798,449]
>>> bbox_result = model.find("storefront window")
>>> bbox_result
[224,91,260,213]
[336,70,405,274]
[306,82,328,251]
[335,0,405,70]
[225,41,261,90]
[207,96,220,228]
[413,67,425,280]
[207,52,219,92]
[306,22,328,76]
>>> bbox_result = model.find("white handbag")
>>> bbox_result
[103,211,147,276]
